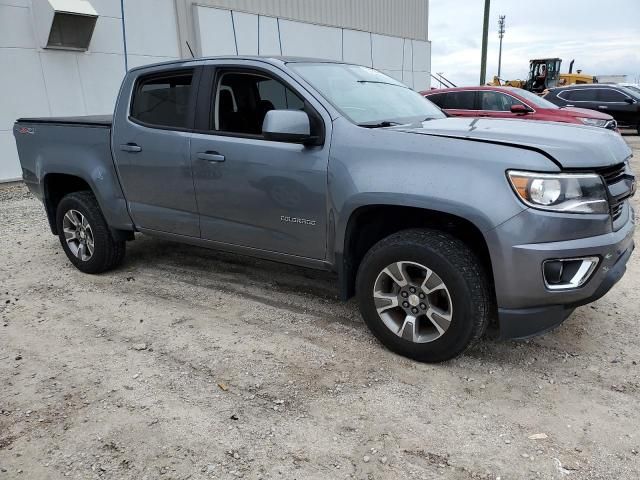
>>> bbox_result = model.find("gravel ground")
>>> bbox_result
[1,134,639,480]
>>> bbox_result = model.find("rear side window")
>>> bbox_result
[597,89,628,102]
[131,70,194,129]
[443,91,476,109]
[559,89,596,102]
[426,93,446,108]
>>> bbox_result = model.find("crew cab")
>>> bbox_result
[14,57,636,362]
[422,86,617,130]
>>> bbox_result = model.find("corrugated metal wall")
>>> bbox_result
[185,0,428,40]
[175,0,428,63]
[175,1,428,59]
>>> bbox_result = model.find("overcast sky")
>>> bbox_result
[429,0,640,87]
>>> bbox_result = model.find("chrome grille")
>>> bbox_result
[596,162,626,184]
[611,203,624,221]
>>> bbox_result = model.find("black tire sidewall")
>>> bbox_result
[357,238,481,362]
[56,193,113,274]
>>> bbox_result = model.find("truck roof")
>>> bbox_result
[127,55,350,72]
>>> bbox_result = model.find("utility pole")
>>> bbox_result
[497,15,506,79]
[479,0,491,85]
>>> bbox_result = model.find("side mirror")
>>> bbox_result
[263,110,314,144]
[510,104,533,114]
[624,97,635,105]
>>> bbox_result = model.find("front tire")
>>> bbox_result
[356,229,491,362]
[56,191,126,274]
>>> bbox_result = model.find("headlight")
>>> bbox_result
[507,171,609,214]
[579,118,607,128]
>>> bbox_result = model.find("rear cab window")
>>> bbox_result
[130,69,195,129]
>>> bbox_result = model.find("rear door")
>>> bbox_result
[595,88,637,128]
[112,68,201,237]
[187,63,331,260]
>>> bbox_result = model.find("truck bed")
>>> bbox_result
[16,115,113,127]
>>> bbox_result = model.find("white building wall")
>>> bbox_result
[193,6,431,91]
[0,0,430,182]
[0,0,181,181]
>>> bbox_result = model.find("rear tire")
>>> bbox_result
[355,229,491,362]
[56,191,126,274]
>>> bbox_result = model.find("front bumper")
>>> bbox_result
[489,204,635,339]
[498,242,634,339]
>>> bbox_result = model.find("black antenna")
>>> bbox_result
[186,41,195,59]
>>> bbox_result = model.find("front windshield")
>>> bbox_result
[513,88,560,109]
[620,85,640,99]
[289,62,445,125]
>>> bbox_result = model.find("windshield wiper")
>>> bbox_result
[357,120,402,128]
[356,80,407,88]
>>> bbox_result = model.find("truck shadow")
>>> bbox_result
[120,235,588,363]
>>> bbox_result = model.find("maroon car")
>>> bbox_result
[421,86,617,131]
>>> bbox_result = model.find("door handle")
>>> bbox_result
[120,143,142,153]
[598,105,608,109]
[197,152,225,162]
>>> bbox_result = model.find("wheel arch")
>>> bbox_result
[43,173,93,235]
[336,203,496,304]
[42,172,133,241]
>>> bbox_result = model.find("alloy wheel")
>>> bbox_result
[372,261,453,343]
[62,209,95,261]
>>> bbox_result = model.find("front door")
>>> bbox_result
[596,88,637,128]
[112,68,201,237]
[476,90,527,119]
[189,66,330,259]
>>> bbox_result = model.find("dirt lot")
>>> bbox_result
[1,135,639,480]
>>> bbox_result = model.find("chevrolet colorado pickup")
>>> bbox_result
[14,57,636,362]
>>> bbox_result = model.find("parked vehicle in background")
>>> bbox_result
[544,84,640,134]
[13,57,636,362]
[422,86,617,130]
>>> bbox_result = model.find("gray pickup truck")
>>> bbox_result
[14,56,636,362]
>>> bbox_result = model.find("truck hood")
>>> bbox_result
[394,117,631,168]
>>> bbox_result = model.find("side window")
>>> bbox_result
[597,89,628,103]
[426,93,446,108]
[213,72,305,135]
[257,79,305,110]
[478,91,524,111]
[561,89,596,102]
[131,70,194,129]
[443,91,476,110]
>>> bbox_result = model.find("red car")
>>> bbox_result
[421,86,617,131]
